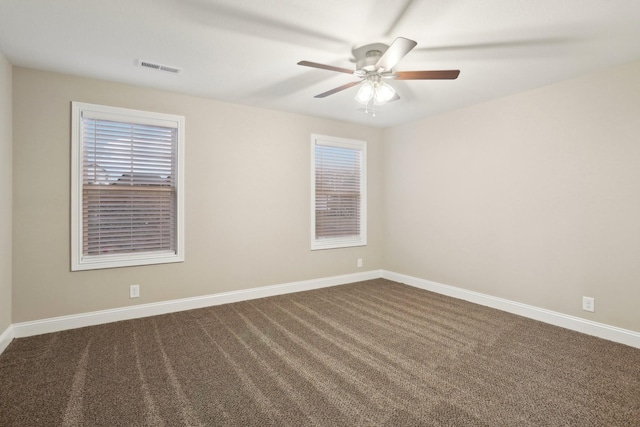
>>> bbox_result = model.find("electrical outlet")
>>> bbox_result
[357,258,363,268]
[130,284,140,299]
[582,296,594,312]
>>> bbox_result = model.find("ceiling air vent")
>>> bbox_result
[136,59,182,74]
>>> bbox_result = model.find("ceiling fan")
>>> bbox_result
[298,37,460,113]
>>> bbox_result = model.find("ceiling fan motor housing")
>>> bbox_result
[352,43,389,71]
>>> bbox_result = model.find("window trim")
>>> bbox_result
[71,102,185,271]
[310,134,367,250]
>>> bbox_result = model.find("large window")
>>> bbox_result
[311,134,367,250]
[71,102,185,271]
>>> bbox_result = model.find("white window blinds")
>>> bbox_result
[311,135,367,250]
[71,103,184,270]
[82,117,177,255]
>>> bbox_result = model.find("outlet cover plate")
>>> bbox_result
[582,296,594,312]
[130,284,140,299]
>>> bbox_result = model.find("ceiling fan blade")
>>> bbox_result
[383,0,417,37]
[375,37,417,71]
[414,37,574,53]
[297,61,354,75]
[394,70,460,80]
[314,81,362,98]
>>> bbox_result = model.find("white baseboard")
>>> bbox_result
[383,270,640,349]
[5,269,639,352]
[0,324,14,354]
[12,270,383,339]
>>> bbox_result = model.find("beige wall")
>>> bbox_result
[383,60,640,332]
[12,67,384,323]
[10,61,640,334]
[0,53,12,333]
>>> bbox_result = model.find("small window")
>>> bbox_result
[311,134,367,250]
[71,102,185,271]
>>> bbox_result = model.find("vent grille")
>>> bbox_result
[137,59,182,74]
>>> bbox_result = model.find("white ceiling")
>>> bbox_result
[1,0,640,128]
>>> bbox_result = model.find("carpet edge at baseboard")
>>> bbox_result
[6,269,640,352]
[10,270,384,340]
[0,324,14,355]
[383,270,640,349]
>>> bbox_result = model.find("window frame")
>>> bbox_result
[71,102,185,271]
[310,134,367,250]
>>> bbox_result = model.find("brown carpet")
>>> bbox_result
[1,279,639,426]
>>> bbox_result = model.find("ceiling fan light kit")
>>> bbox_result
[354,77,396,117]
[298,37,460,117]
[355,77,395,104]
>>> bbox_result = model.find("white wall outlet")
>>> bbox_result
[582,296,594,312]
[357,258,363,268]
[130,284,140,299]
